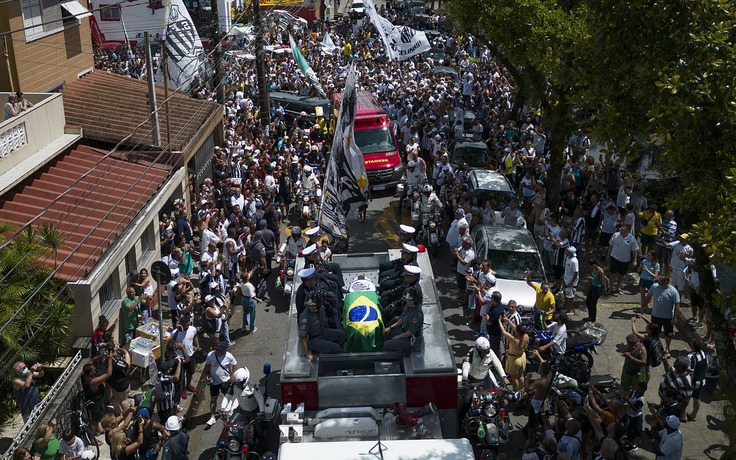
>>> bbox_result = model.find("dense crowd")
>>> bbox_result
[8,2,716,460]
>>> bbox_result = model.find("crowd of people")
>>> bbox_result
[9,1,718,459]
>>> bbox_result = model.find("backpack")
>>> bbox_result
[648,338,665,367]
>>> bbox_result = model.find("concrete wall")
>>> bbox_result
[69,166,187,339]
[0,0,94,92]
[0,92,66,174]
[89,0,167,44]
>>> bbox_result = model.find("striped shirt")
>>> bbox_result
[657,219,678,247]
[571,217,586,244]
[659,369,693,403]
[688,350,709,389]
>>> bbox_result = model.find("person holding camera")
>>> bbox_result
[11,361,43,422]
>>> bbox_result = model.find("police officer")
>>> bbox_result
[295,267,340,321]
[384,288,424,355]
[303,243,345,293]
[461,337,508,390]
[299,292,345,361]
[304,226,323,246]
[285,226,306,259]
[221,367,265,421]
[379,243,419,284]
[381,265,423,307]
[399,224,417,246]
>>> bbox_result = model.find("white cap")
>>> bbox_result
[302,244,318,256]
[298,267,316,279]
[399,224,416,234]
[304,227,321,237]
[205,294,215,303]
[401,243,419,254]
[487,274,497,285]
[403,265,422,276]
[209,281,218,289]
[566,246,577,255]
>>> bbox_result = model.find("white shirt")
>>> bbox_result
[609,231,639,262]
[670,242,693,273]
[550,321,567,354]
[456,247,475,275]
[239,281,256,298]
[206,351,237,385]
[446,217,468,249]
[174,325,197,358]
[201,227,220,255]
[564,255,579,286]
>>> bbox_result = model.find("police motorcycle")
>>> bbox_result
[296,165,322,226]
[459,338,515,453]
[275,242,296,297]
[215,364,279,460]
[418,209,442,257]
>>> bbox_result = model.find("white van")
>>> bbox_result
[279,438,475,459]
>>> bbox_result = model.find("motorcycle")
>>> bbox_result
[462,387,514,452]
[275,243,296,296]
[418,211,442,256]
[410,190,423,229]
[297,188,321,226]
[525,313,606,371]
[215,364,279,460]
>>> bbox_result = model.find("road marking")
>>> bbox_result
[374,200,401,246]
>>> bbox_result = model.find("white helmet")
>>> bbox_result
[303,165,312,174]
[233,367,250,385]
[475,337,491,353]
[165,415,182,431]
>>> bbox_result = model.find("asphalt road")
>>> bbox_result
[184,190,730,459]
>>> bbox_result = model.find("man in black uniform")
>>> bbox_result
[303,243,345,293]
[295,267,341,325]
[379,243,419,284]
[399,224,417,246]
[384,287,424,354]
[299,292,344,361]
[380,265,423,316]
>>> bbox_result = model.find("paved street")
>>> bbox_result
[184,191,729,459]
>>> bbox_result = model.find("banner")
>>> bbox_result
[321,31,338,54]
[289,34,327,98]
[163,0,208,90]
[318,65,369,248]
[363,0,431,61]
[343,291,384,352]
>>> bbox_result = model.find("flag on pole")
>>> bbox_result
[289,34,327,98]
[163,0,207,90]
[119,12,135,61]
[363,0,431,61]
[318,64,368,250]
[343,291,384,352]
[321,31,338,55]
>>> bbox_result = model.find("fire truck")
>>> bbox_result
[279,249,459,445]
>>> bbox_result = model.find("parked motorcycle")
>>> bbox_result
[215,364,279,460]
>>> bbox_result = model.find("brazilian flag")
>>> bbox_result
[343,291,384,352]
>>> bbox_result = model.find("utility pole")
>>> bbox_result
[144,32,161,146]
[3,35,14,92]
[211,0,224,104]
[162,42,172,151]
[253,0,271,131]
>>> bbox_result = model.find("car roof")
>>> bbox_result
[454,140,488,150]
[434,65,458,75]
[470,170,513,191]
[473,225,539,253]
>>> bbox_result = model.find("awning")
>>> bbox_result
[61,0,92,19]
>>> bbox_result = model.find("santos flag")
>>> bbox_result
[343,291,384,352]
[163,0,208,90]
[363,0,430,61]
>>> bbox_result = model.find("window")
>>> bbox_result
[98,270,119,310]
[20,0,44,37]
[141,224,155,253]
[99,4,121,21]
[125,248,137,277]
[60,0,89,26]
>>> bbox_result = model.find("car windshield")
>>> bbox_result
[453,146,489,168]
[474,190,516,209]
[485,250,545,282]
[354,128,396,154]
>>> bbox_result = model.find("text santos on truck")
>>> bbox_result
[279,248,458,448]
[332,91,403,191]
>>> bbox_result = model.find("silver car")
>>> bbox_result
[470,224,547,313]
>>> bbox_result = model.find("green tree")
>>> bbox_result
[0,222,73,421]
[449,0,588,209]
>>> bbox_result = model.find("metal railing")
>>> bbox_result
[1,351,84,460]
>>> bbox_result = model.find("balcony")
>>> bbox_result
[0,92,82,195]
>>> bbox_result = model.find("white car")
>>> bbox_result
[350,0,365,15]
[470,224,547,313]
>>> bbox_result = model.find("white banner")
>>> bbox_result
[363,0,431,61]
[163,0,208,90]
[319,65,368,243]
[321,31,338,54]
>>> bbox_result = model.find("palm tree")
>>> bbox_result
[39,221,67,270]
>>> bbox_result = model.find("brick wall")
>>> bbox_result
[4,0,94,92]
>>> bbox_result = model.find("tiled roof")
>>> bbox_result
[0,145,171,281]
[61,71,219,151]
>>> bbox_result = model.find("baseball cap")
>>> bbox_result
[137,408,150,418]
[213,341,228,351]
[566,246,577,255]
[666,415,681,429]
